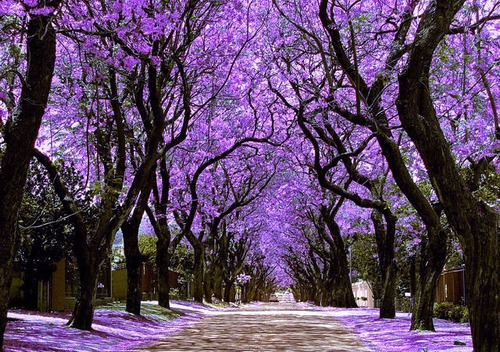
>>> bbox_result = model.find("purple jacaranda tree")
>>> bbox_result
[32,0,231,329]
[172,142,278,302]
[0,1,62,348]
[266,0,488,333]
[119,0,267,312]
[268,0,498,348]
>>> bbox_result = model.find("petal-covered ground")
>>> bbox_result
[325,308,472,352]
[4,302,472,351]
[5,300,211,352]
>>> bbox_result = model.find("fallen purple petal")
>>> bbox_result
[5,302,473,351]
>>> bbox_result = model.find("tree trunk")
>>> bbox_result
[156,238,170,309]
[0,263,14,349]
[464,216,499,351]
[122,221,143,315]
[213,264,223,300]
[0,8,59,348]
[326,249,357,308]
[204,266,213,303]
[35,151,121,330]
[122,173,152,314]
[223,281,234,303]
[380,262,398,318]
[411,268,441,331]
[67,262,99,329]
[372,210,398,319]
[322,210,357,308]
[411,231,447,331]
[241,284,249,303]
[192,244,204,303]
[230,285,236,302]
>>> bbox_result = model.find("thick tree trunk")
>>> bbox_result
[322,210,357,308]
[410,231,447,331]
[122,222,143,315]
[156,238,170,309]
[411,270,441,331]
[192,244,204,303]
[372,210,398,319]
[314,287,322,306]
[230,285,236,302]
[122,175,152,314]
[213,264,223,300]
[463,216,499,351]
[0,263,14,349]
[223,281,235,303]
[247,283,256,302]
[204,267,213,303]
[0,8,59,348]
[380,262,398,319]
[241,284,248,303]
[67,262,99,329]
[320,272,334,306]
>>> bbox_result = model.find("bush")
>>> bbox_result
[459,306,469,323]
[169,288,180,300]
[433,302,468,323]
[434,302,454,319]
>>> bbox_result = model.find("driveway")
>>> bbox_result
[141,302,373,351]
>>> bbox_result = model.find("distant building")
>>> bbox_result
[435,267,465,305]
[10,258,112,312]
[351,281,375,308]
[111,262,181,301]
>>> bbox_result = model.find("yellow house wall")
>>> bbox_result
[51,259,66,311]
[112,268,128,301]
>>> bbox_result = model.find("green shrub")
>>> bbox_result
[449,305,464,322]
[434,302,454,319]
[169,288,180,300]
[460,306,469,323]
[433,302,468,323]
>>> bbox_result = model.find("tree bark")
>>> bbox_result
[411,229,447,330]
[371,210,398,319]
[379,262,397,318]
[192,243,205,303]
[67,257,99,329]
[464,220,499,351]
[322,209,357,308]
[121,221,143,315]
[204,266,213,304]
[213,264,223,300]
[156,237,171,308]
[0,6,59,348]
[223,280,234,303]
[122,184,153,314]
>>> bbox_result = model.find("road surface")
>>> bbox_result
[141,302,373,351]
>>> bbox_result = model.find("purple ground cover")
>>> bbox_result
[4,302,473,351]
[327,308,472,352]
[4,300,211,351]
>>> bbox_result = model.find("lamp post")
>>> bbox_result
[346,233,357,283]
[349,246,352,283]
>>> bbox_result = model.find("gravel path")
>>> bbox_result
[141,302,374,351]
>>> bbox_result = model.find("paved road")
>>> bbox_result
[142,302,373,351]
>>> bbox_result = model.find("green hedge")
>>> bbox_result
[434,302,469,323]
